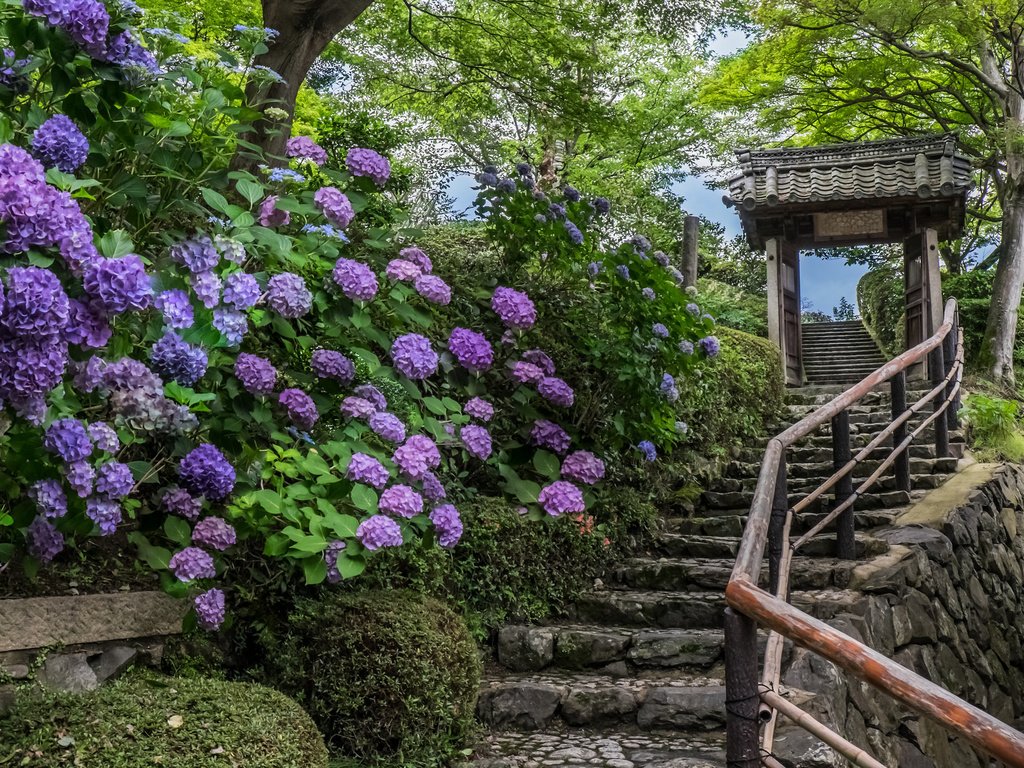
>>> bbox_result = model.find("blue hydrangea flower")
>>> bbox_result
[31,115,89,173]
[637,440,657,462]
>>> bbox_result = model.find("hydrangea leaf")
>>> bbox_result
[532,450,561,480]
[350,484,378,513]
[302,555,327,585]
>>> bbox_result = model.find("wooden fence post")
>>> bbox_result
[682,215,699,288]
[832,410,855,560]
[724,607,761,768]
[768,458,787,596]
[891,371,911,493]
[930,345,949,458]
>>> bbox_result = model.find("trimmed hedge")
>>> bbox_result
[857,263,904,358]
[0,675,328,767]
[263,590,480,767]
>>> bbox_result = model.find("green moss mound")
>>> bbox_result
[0,674,328,767]
[266,590,481,766]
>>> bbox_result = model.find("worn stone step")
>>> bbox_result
[721,472,953,497]
[784,386,933,406]
[701,488,912,512]
[675,507,911,537]
[571,588,862,629]
[470,726,728,767]
[611,556,858,592]
[737,442,961,465]
[724,456,958,482]
[651,531,889,560]
[496,624,731,673]
[476,671,727,731]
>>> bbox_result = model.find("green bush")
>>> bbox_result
[960,393,1024,461]
[943,270,1024,368]
[263,590,480,766]
[0,674,328,767]
[696,278,769,338]
[857,264,904,357]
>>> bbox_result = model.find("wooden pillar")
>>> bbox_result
[904,228,942,380]
[832,410,855,560]
[765,237,786,375]
[682,215,699,287]
[724,607,761,767]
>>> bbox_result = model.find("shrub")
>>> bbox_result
[695,277,768,338]
[0,674,328,767]
[960,392,1024,461]
[857,263,904,357]
[262,590,480,766]
[943,270,1024,368]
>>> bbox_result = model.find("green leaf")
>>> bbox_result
[97,229,135,258]
[350,484,378,512]
[423,396,447,416]
[505,478,542,504]
[302,556,327,585]
[350,347,381,371]
[201,187,231,215]
[236,178,264,205]
[128,532,171,570]
[335,551,366,579]
[263,533,291,556]
[441,397,461,412]
[324,513,359,538]
[250,489,284,515]
[163,516,192,546]
[301,451,332,477]
[532,450,561,479]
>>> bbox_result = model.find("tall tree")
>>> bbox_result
[705,0,1024,386]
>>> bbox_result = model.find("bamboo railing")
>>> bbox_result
[724,298,1024,767]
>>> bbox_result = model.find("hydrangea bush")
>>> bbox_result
[0,0,720,631]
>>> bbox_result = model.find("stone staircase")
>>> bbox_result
[802,321,885,385]
[471,383,964,768]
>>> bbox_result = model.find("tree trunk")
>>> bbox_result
[239,0,374,164]
[979,195,1024,387]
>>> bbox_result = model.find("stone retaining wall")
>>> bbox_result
[782,463,1024,767]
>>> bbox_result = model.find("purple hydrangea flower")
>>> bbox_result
[460,424,492,460]
[616,264,630,280]
[86,496,121,535]
[314,186,355,228]
[155,289,194,330]
[685,303,701,316]
[286,136,328,165]
[637,440,657,462]
[0,336,67,420]
[660,373,679,403]
[0,48,30,92]
[652,323,669,339]
[421,471,446,501]
[44,418,92,462]
[537,481,585,517]
[163,486,202,520]
[347,453,390,489]
[448,327,493,372]
[379,484,424,518]
[215,235,245,264]
[414,274,451,305]
[667,266,685,285]
[168,546,216,581]
[179,443,236,501]
[477,171,498,186]
[311,349,354,383]
[170,236,219,274]
[530,419,571,454]
[679,340,694,355]
[370,412,406,443]
[150,332,207,387]
[192,516,236,551]
[491,286,536,330]
[391,334,438,380]
[332,258,378,302]
[213,307,247,345]
[63,299,110,349]
[496,177,516,193]
[29,478,67,518]
[592,197,610,214]
[430,503,462,548]
[83,255,153,315]
[324,539,346,583]
[522,349,555,375]
[700,335,721,357]
[561,451,605,485]
[564,220,583,244]
[346,147,391,186]
[24,0,110,59]
[259,194,290,227]
[191,271,221,309]
[357,514,403,550]
[95,461,133,499]
[587,261,602,277]
[548,203,566,219]
[393,434,440,480]
[64,460,94,498]
[538,376,574,407]
[234,353,277,396]
[31,115,89,173]
[27,516,64,562]
[1,266,69,337]
[510,361,544,384]
[643,287,656,301]
[340,396,375,420]
[354,384,387,411]
[194,588,225,630]
[386,259,421,282]
[222,272,260,310]
[279,388,318,431]
[654,251,670,267]
[266,273,311,318]
[399,246,431,273]
[675,420,689,434]
[465,397,493,422]
[630,234,652,254]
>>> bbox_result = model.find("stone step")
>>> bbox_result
[611,556,857,592]
[723,456,958,481]
[784,386,933,406]
[470,726,728,767]
[700,488,912,512]
[737,442,961,464]
[651,531,888,560]
[754,430,964,451]
[571,588,862,629]
[675,507,913,537]
[719,472,952,497]
[496,624,731,674]
[476,671,727,731]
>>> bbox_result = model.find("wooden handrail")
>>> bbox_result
[724,298,1024,767]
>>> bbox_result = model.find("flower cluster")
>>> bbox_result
[286,136,328,166]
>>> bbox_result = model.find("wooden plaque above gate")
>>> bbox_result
[813,209,885,239]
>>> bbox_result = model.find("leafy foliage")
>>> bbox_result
[960,393,1024,462]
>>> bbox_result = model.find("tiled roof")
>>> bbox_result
[727,134,973,211]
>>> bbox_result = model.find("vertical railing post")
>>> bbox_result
[768,457,788,596]
[944,316,960,432]
[891,371,911,493]
[930,344,950,458]
[724,607,761,768]
[832,409,855,560]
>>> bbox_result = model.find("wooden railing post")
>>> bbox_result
[832,410,855,560]
[768,458,787,595]
[891,371,911,493]
[724,607,761,768]
[943,318,960,432]
[930,344,949,458]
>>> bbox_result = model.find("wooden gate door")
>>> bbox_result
[781,243,802,384]
[904,232,926,378]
